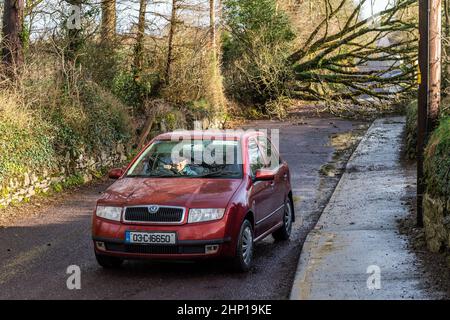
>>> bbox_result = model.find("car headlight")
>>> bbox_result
[188,208,225,223]
[96,206,122,222]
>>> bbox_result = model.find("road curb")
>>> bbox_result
[289,120,375,300]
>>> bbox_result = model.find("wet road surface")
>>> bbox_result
[291,117,443,299]
[0,118,366,299]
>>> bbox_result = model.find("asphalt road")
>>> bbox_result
[0,117,366,299]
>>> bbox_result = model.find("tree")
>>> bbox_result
[210,0,217,61]
[288,0,418,102]
[134,0,148,72]
[207,0,226,117]
[222,0,295,104]
[65,0,83,63]
[223,0,418,106]
[165,0,179,84]
[2,0,25,77]
[443,0,450,91]
[101,0,116,42]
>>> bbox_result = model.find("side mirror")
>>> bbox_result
[108,168,124,180]
[255,169,275,181]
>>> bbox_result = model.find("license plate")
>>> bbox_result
[125,231,176,245]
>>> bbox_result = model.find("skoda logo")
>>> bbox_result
[148,205,159,214]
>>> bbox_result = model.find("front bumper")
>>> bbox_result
[92,216,235,260]
[93,236,231,259]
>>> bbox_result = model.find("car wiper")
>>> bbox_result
[198,170,240,178]
[126,174,177,178]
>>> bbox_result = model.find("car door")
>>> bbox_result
[256,135,287,229]
[247,138,275,238]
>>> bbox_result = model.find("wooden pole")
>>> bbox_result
[417,0,442,227]
[429,0,442,128]
[417,0,429,227]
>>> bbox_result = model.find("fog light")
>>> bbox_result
[96,241,106,251]
[205,245,219,254]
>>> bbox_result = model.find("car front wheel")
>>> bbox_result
[232,219,254,272]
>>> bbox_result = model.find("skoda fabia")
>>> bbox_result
[92,130,294,272]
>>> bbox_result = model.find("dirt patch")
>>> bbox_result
[319,124,370,177]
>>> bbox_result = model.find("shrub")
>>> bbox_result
[222,0,295,106]
[78,81,133,151]
[263,96,291,120]
[0,94,56,186]
[424,116,450,200]
[404,100,418,159]
[81,41,124,89]
[112,70,159,111]
[0,74,133,190]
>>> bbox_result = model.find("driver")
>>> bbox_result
[164,157,199,176]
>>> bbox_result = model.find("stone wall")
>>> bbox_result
[423,194,450,253]
[0,143,127,208]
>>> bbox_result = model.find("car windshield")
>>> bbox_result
[127,139,243,179]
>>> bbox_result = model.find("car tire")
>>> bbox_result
[95,253,123,269]
[272,199,293,241]
[232,219,254,272]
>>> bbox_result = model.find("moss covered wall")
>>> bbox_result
[423,116,450,253]
[404,101,418,160]
[0,143,128,208]
[424,194,450,252]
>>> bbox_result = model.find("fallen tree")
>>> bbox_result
[288,0,418,102]
[223,0,418,107]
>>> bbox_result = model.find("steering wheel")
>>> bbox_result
[148,155,169,167]
[146,156,176,174]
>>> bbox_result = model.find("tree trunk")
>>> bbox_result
[443,0,450,90]
[207,0,226,120]
[210,0,217,60]
[101,0,116,42]
[2,0,25,77]
[429,0,442,127]
[65,0,83,63]
[134,0,148,72]
[165,0,177,84]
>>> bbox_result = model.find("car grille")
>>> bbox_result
[124,206,184,223]
[105,243,205,255]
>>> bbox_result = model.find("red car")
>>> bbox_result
[92,130,294,272]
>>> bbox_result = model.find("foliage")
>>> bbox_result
[263,96,291,120]
[0,96,55,186]
[81,41,123,89]
[287,0,418,103]
[405,100,418,160]
[0,64,132,189]
[222,0,295,105]
[59,173,85,190]
[424,117,450,200]
[224,0,295,45]
[76,81,133,150]
[39,80,132,156]
[112,70,159,112]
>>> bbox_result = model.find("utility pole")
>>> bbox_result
[417,0,441,227]
[429,0,442,127]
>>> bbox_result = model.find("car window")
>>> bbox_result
[257,135,281,170]
[248,138,266,177]
[127,139,243,179]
